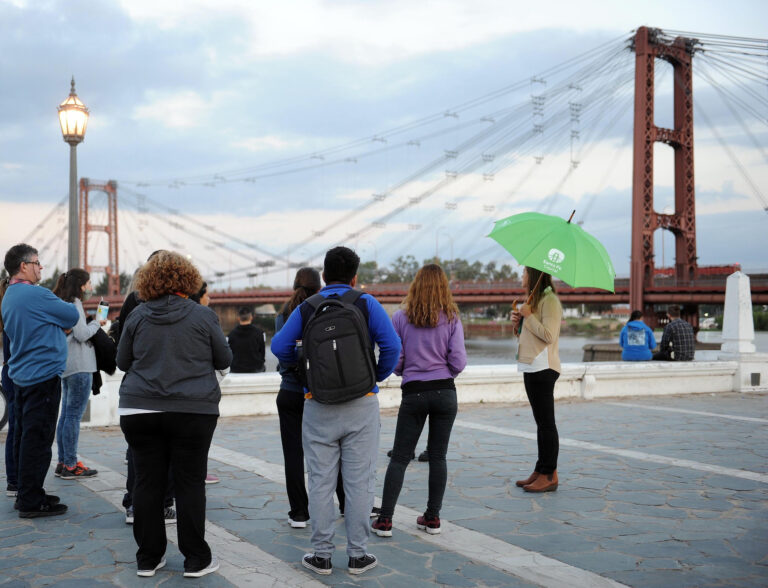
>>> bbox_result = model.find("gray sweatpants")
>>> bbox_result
[302,394,380,558]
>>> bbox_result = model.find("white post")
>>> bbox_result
[721,271,756,354]
[719,271,767,393]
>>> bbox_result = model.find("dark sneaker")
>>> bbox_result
[416,513,441,535]
[137,556,166,577]
[15,494,61,511]
[289,514,309,528]
[164,507,176,524]
[370,506,381,518]
[371,516,392,537]
[6,484,18,497]
[60,463,98,479]
[348,553,377,575]
[302,553,332,575]
[54,463,64,477]
[126,506,134,524]
[418,451,429,462]
[19,502,68,518]
[183,556,220,578]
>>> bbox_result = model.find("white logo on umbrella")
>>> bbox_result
[548,248,565,263]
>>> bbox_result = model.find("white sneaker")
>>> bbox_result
[289,516,308,528]
[137,557,166,577]
[183,556,220,578]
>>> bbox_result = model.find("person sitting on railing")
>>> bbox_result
[619,310,657,361]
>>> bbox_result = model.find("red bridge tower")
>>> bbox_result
[79,178,120,296]
[630,27,699,326]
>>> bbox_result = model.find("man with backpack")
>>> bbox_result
[271,246,400,577]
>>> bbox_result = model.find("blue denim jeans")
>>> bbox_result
[56,372,92,467]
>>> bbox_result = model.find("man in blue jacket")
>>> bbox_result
[2,244,79,518]
[271,246,400,577]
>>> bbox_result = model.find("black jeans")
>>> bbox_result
[14,376,61,510]
[380,388,458,519]
[123,447,174,509]
[121,412,217,572]
[276,388,345,518]
[523,369,560,475]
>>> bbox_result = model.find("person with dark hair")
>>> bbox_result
[228,306,266,373]
[189,281,210,306]
[2,244,79,518]
[510,266,562,493]
[619,310,657,361]
[372,264,466,538]
[52,268,106,479]
[653,305,695,361]
[271,247,400,577]
[118,251,231,578]
[274,268,347,529]
[0,277,19,499]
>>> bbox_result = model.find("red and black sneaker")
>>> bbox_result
[416,513,441,535]
[59,462,98,480]
[371,516,393,537]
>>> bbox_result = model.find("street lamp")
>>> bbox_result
[58,77,89,269]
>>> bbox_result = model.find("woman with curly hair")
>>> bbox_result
[372,264,466,538]
[117,251,231,579]
[52,268,106,480]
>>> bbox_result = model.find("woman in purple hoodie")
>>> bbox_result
[372,264,466,537]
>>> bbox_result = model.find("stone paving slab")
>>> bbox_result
[1,392,767,586]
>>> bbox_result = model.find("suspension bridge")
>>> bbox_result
[20,27,768,326]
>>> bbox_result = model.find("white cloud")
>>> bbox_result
[232,135,305,152]
[132,90,211,129]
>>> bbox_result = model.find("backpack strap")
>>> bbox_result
[340,289,370,323]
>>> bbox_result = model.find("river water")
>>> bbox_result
[262,331,768,371]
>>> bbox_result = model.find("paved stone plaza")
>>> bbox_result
[1,392,767,587]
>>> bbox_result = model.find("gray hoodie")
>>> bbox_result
[62,298,100,378]
[117,295,232,414]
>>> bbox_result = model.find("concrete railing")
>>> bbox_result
[84,358,765,428]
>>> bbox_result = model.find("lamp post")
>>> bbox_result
[58,77,89,269]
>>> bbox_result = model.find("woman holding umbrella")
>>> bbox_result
[510,267,562,493]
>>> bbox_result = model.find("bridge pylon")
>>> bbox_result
[630,27,699,327]
[79,178,120,296]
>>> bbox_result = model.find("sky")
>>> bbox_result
[0,0,766,289]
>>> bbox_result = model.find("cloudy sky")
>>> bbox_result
[0,0,766,288]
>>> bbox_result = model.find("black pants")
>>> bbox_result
[276,388,345,518]
[123,447,174,509]
[14,376,60,510]
[121,412,217,572]
[523,369,560,475]
[380,388,458,519]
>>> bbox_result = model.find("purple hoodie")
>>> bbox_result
[392,309,467,385]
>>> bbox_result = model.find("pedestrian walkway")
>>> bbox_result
[1,392,766,586]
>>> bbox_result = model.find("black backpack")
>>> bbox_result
[298,289,376,404]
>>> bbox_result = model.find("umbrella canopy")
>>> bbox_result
[487,211,615,292]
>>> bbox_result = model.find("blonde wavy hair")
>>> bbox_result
[134,251,202,301]
[403,264,459,328]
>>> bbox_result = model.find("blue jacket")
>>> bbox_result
[1,283,79,387]
[619,320,657,361]
[270,284,401,395]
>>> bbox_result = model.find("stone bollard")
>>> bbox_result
[718,271,768,392]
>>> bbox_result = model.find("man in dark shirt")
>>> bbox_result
[653,305,695,361]
[228,307,266,373]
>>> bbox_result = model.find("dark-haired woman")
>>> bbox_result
[275,267,346,528]
[510,267,562,493]
[372,264,466,537]
[53,269,106,479]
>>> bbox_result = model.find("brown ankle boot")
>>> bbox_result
[515,471,540,487]
[523,470,558,492]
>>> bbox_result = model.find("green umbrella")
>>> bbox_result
[487,210,615,292]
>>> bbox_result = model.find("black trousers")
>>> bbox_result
[123,447,174,509]
[380,388,458,519]
[276,388,345,519]
[121,412,217,572]
[14,376,60,510]
[523,369,560,475]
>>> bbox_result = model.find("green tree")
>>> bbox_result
[94,272,132,295]
[381,255,419,283]
[357,260,379,284]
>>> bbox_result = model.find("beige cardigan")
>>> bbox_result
[517,288,562,373]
